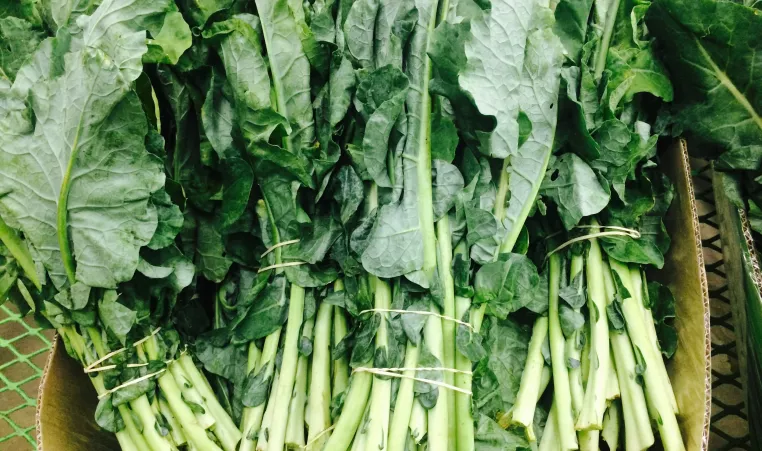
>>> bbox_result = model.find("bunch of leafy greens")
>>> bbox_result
[0,0,688,450]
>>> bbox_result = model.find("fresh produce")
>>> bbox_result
[0,0,687,450]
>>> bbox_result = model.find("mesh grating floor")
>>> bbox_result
[0,304,54,450]
[692,158,752,450]
[0,160,753,450]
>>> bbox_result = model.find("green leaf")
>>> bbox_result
[144,11,192,65]
[0,17,46,82]
[255,0,315,153]
[241,365,272,407]
[601,215,670,269]
[148,190,184,250]
[98,290,136,345]
[541,154,610,230]
[95,395,124,433]
[332,165,364,224]
[432,160,465,222]
[0,1,174,289]
[361,201,424,278]
[474,253,540,319]
[648,0,762,166]
[195,215,233,283]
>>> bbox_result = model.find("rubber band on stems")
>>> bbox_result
[85,360,174,374]
[352,367,472,396]
[545,226,640,259]
[358,308,475,331]
[84,327,162,372]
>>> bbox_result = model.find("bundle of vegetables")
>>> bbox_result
[0,2,242,451]
[0,0,689,450]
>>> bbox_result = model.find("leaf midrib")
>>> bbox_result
[694,36,762,133]
[57,62,106,284]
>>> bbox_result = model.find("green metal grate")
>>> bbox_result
[0,303,53,450]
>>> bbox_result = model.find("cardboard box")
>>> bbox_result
[713,169,762,446]
[35,141,712,450]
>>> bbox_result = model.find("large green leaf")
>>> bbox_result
[0,0,173,289]
[648,0,762,164]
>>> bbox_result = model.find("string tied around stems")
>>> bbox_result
[545,225,641,260]
[352,367,472,395]
[358,308,475,331]
[83,327,162,373]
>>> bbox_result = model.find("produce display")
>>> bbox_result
[0,0,702,450]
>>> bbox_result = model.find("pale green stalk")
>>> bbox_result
[538,401,560,451]
[409,398,427,444]
[610,259,683,451]
[548,254,578,450]
[260,284,306,451]
[436,216,457,447]
[511,316,549,440]
[257,370,280,450]
[576,227,611,431]
[568,255,585,417]
[160,398,187,447]
[178,354,241,450]
[286,318,314,448]
[388,342,420,451]
[424,303,449,451]
[168,361,216,430]
[631,267,678,413]
[240,330,281,451]
[454,240,475,451]
[143,336,222,451]
[603,260,653,451]
[364,278,393,451]
[602,401,621,451]
[307,303,334,450]
[333,280,350,398]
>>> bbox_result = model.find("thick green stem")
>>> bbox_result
[510,316,549,438]
[286,318,314,448]
[364,278,392,451]
[333,280,350,398]
[631,267,678,413]
[159,397,187,447]
[323,370,372,451]
[168,361,216,430]
[262,284,305,451]
[602,401,621,451]
[306,302,333,450]
[388,341,420,451]
[593,0,622,78]
[453,242,475,451]
[610,259,683,451]
[130,394,174,451]
[424,303,449,451]
[351,402,371,451]
[606,351,620,401]
[576,228,611,431]
[549,254,578,450]
[178,354,241,450]
[538,401,559,451]
[568,255,585,417]
[409,398,427,444]
[240,329,281,451]
[578,430,600,451]
[143,337,222,451]
[436,217,457,447]
[258,370,280,450]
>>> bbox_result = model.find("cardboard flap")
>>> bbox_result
[36,337,119,451]
[650,140,712,450]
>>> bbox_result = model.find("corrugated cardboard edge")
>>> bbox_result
[713,169,762,445]
[35,336,118,451]
[35,140,712,450]
[655,139,712,450]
